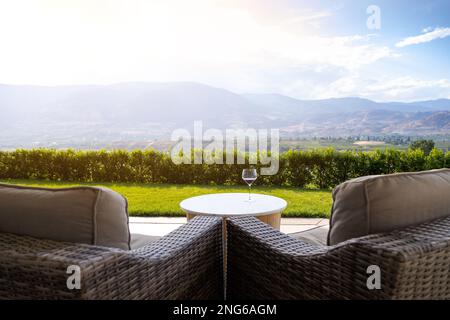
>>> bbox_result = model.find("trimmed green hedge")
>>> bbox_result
[0,148,448,188]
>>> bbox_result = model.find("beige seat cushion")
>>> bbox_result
[329,169,450,245]
[130,233,161,250]
[0,183,130,250]
[289,225,329,246]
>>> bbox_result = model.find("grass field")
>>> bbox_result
[1,179,332,218]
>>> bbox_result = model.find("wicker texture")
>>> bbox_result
[0,216,222,300]
[227,216,450,300]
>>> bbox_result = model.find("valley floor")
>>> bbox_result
[1,179,332,218]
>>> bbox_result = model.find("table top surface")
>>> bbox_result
[179,193,287,217]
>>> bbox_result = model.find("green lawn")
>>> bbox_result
[0,179,332,218]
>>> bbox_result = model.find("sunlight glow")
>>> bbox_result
[0,0,382,86]
[0,0,448,101]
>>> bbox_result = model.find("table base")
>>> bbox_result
[186,212,281,230]
[187,213,281,300]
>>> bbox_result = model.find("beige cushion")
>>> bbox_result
[0,183,130,250]
[328,169,450,245]
[289,226,329,246]
[130,233,161,250]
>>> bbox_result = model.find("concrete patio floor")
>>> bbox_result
[129,216,330,237]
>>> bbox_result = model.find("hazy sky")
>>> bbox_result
[0,0,449,101]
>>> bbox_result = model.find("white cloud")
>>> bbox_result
[250,33,394,73]
[362,77,450,101]
[282,10,332,29]
[396,27,450,47]
[287,75,450,102]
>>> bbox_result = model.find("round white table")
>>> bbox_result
[180,193,287,299]
[180,193,287,229]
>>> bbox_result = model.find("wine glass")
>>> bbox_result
[242,168,257,201]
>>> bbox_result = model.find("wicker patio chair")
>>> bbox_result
[0,216,222,300]
[226,216,450,300]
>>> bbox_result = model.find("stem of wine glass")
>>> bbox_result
[248,185,251,200]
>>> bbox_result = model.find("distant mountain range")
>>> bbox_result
[0,82,449,148]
